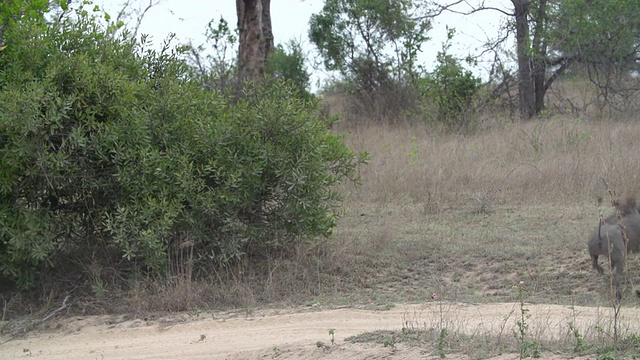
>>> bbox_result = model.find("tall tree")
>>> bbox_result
[498,0,567,119]
[512,0,535,118]
[432,0,640,119]
[309,0,430,118]
[236,0,273,83]
[309,0,429,85]
[554,0,640,113]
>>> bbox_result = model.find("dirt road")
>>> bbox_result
[1,302,636,359]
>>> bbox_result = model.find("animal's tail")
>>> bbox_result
[598,217,602,241]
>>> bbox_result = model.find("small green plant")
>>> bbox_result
[435,328,448,358]
[567,322,587,352]
[597,352,616,360]
[272,346,282,357]
[382,336,396,348]
[562,124,592,147]
[187,16,238,92]
[407,136,419,161]
[90,277,107,301]
[328,328,336,345]
[88,261,107,300]
[513,282,540,359]
[520,123,545,154]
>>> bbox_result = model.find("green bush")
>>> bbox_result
[418,28,481,130]
[0,12,364,289]
[187,16,238,93]
[266,40,313,99]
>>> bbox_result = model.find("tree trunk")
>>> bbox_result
[531,0,547,115]
[512,0,535,119]
[261,0,273,58]
[236,0,274,84]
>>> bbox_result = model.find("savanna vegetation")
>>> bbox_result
[2,0,640,358]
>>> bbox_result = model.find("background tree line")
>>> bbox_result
[238,0,639,124]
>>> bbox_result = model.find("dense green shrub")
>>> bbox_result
[420,54,481,128]
[266,40,313,99]
[0,12,364,289]
[418,29,481,130]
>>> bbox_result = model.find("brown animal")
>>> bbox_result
[588,196,640,300]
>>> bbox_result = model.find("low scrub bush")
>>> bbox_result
[416,29,481,131]
[0,12,364,292]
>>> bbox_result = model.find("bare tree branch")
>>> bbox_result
[474,30,511,60]
[543,59,572,93]
[416,0,513,20]
[132,0,163,39]
[115,0,164,39]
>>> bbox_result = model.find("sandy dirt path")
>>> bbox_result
[1,302,637,359]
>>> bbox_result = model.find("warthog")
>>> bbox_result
[588,196,640,300]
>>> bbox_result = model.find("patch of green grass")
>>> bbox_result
[346,329,427,348]
[345,321,640,359]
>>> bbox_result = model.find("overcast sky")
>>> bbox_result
[98,0,511,89]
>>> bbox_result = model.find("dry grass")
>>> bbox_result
[114,114,640,314]
[339,116,640,209]
[329,115,640,300]
[102,113,640,309]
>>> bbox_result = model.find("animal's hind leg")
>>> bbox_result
[614,262,624,301]
[592,255,604,274]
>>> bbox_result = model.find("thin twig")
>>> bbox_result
[42,295,70,323]
[0,296,71,345]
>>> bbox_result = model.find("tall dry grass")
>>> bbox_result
[338,116,640,211]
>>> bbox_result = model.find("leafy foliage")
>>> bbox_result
[309,0,429,94]
[553,0,640,113]
[555,0,640,70]
[309,0,428,77]
[187,17,238,92]
[267,39,312,99]
[0,10,364,289]
[0,8,149,288]
[0,0,54,29]
[418,29,481,129]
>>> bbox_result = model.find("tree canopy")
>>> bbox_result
[431,0,640,118]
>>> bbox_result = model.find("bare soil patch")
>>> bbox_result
[2,302,631,359]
